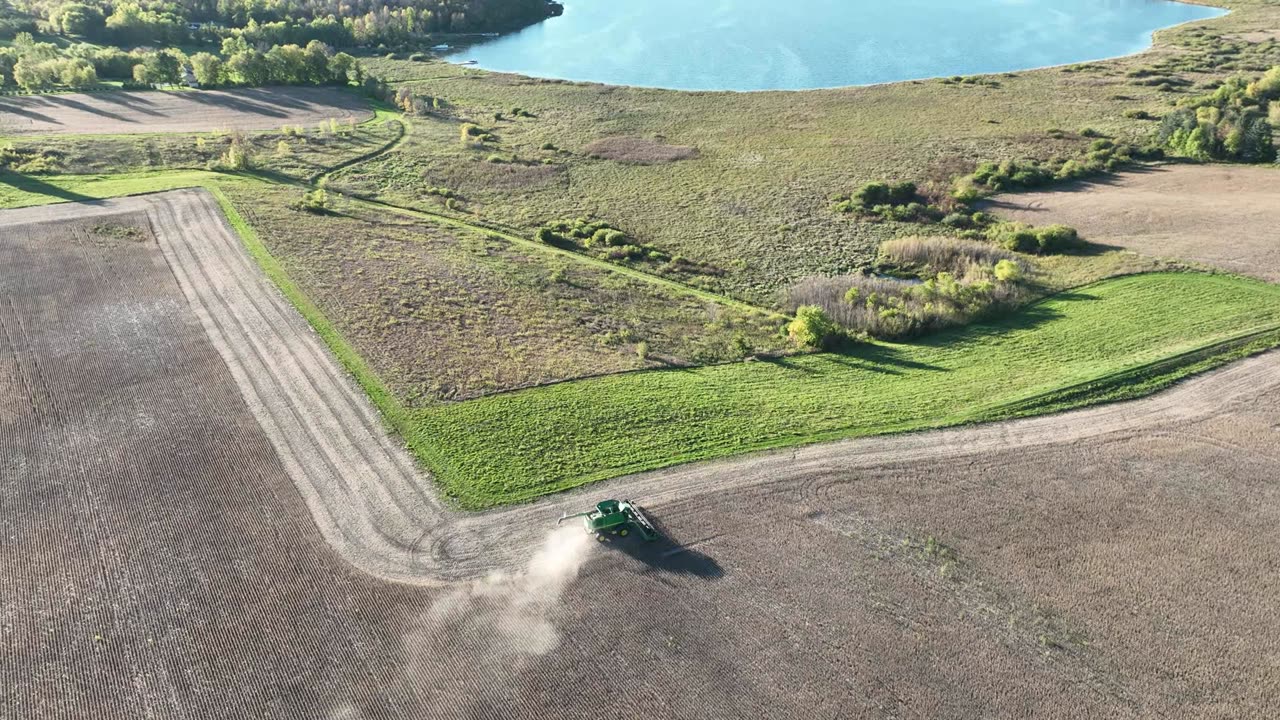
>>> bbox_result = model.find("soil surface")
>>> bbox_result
[987,164,1280,283]
[3,191,1279,718]
[0,87,372,135]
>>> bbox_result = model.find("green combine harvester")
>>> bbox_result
[558,499,660,541]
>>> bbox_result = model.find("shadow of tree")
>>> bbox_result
[39,95,135,123]
[0,173,92,202]
[0,101,62,125]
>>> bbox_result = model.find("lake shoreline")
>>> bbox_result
[439,0,1231,94]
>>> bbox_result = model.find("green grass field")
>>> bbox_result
[412,273,1280,508]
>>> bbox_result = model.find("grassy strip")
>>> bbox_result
[412,273,1280,509]
[201,184,412,435]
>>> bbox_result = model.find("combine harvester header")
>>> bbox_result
[558,499,660,541]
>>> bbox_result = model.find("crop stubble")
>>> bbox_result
[1,191,1279,718]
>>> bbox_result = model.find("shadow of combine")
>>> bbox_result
[598,507,725,581]
[611,537,724,580]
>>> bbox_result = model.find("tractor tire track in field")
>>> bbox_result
[5,189,1280,586]
[4,191,1280,718]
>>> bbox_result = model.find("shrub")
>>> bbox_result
[951,177,981,204]
[788,306,838,349]
[985,222,1083,254]
[1246,66,1280,101]
[589,228,627,247]
[214,134,252,170]
[1035,224,1083,253]
[297,188,329,213]
[986,222,1040,253]
[853,180,917,208]
[994,259,1023,282]
[1122,109,1156,120]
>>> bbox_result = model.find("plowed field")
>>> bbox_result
[0,87,371,135]
[989,164,1280,283]
[2,191,1279,719]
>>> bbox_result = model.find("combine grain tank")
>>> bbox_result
[558,499,660,541]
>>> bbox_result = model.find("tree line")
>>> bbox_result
[1159,66,1280,163]
[5,0,561,48]
[0,30,362,90]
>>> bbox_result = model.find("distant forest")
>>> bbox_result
[0,0,562,47]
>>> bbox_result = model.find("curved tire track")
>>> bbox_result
[4,191,1279,585]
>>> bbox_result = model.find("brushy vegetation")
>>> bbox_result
[835,175,1087,257]
[536,217,724,287]
[0,142,60,172]
[789,238,1032,340]
[833,181,945,222]
[1157,65,1280,162]
[879,236,1021,275]
[952,140,1165,200]
[984,222,1085,255]
[411,273,1280,508]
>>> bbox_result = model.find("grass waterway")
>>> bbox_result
[445,0,1226,91]
[418,273,1280,508]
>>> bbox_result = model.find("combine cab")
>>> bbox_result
[559,499,660,541]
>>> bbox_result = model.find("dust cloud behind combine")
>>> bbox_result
[428,527,595,658]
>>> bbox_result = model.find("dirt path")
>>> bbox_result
[4,191,1280,717]
[0,87,372,135]
[987,164,1280,283]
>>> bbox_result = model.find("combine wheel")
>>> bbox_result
[618,527,630,538]
[595,533,608,542]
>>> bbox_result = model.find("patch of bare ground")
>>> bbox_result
[987,164,1280,283]
[5,191,1280,718]
[584,136,699,164]
[0,86,372,135]
[1229,29,1280,43]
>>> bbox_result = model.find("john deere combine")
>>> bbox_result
[558,499,660,541]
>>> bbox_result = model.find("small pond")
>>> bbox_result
[445,0,1225,91]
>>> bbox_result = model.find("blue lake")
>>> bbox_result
[445,0,1226,91]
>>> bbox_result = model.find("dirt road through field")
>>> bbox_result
[0,87,372,135]
[3,190,1279,718]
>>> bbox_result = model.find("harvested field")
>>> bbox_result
[988,164,1280,282]
[0,86,372,135]
[4,192,1280,718]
